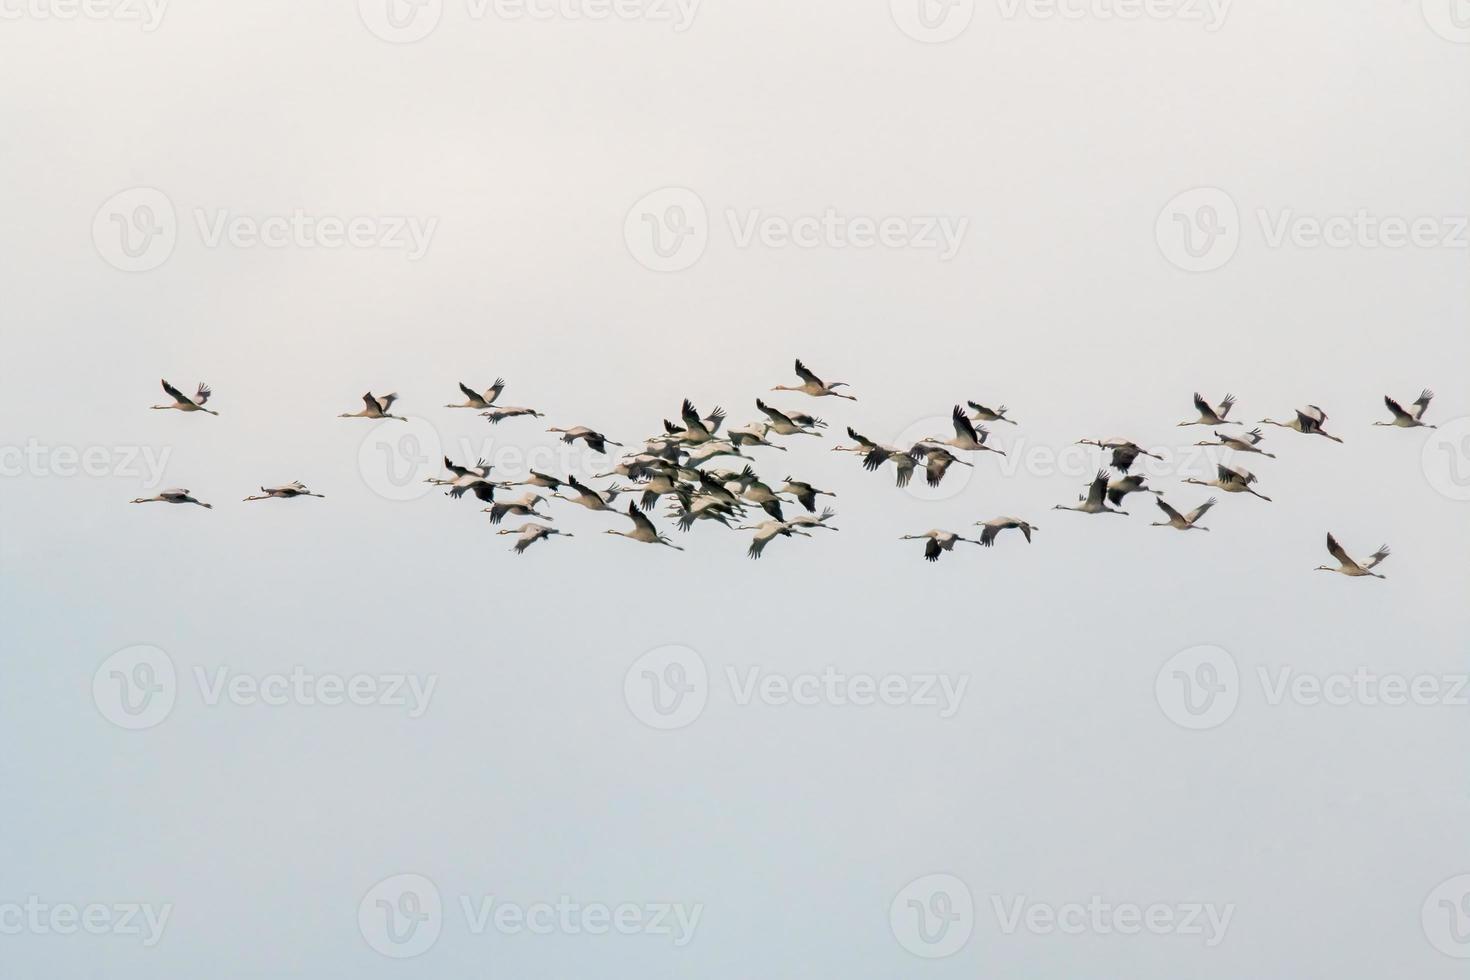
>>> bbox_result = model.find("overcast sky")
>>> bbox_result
[2,1,1468,976]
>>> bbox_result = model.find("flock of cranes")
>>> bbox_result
[134,364,1437,575]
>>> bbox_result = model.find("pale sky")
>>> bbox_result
[2,1,1468,976]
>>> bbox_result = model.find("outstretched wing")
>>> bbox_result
[458,381,484,405]
[161,379,194,406]
[1413,389,1434,420]
[1383,395,1411,421]
[924,537,941,562]
[1085,470,1109,506]
[376,392,399,413]
[484,378,506,404]
[951,405,979,443]
[756,398,794,426]
[794,359,822,387]
[1184,497,1218,523]
[978,523,1001,547]
[680,398,704,434]
[627,501,657,536]
[1325,533,1354,567]
[193,382,212,405]
[1365,544,1390,569]
[1192,391,1211,418]
[1154,497,1185,523]
[847,427,877,451]
[1218,463,1250,485]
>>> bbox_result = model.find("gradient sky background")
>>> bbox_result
[2,1,1468,976]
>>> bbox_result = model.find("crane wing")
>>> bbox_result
[1325,533,1355,568]
[160,379,194,406]
[1413,389,1434,420]
[1384,395,1411,421]
[1154,497,1186,523]
[951,405,979,443]
[1185,497,1217,523]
